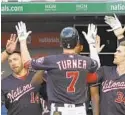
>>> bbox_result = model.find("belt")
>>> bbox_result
[54,103,84,107]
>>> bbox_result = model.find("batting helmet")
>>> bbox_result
[60,27,79,49]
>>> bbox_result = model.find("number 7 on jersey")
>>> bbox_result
[66,71,79,93]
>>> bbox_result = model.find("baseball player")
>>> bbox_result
[17,21,100,115]
[1,51,44,115]
[30,31,101,115]
[89,35,105,115]
[75,34,103,115]
[30,34,102,115]
[87,15,125,115]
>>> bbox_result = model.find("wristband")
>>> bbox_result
[6,50,12,55]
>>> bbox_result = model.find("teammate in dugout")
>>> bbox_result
[75,34,104,115]
[87,15,125,115]
[17,21,100,115]
[1,34,48,115]
[1,51,44,115]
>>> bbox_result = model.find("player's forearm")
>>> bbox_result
[89,44,100,69]
[91,94,100,115]
[20,40,32,65]
[31,70,45,85]
[1,50,9,63]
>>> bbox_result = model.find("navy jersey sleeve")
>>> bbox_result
[96,67,104,82]
[31,57,52,70]
[88,59,98,73]
[30,56,56,70]
[31,57,46,70]
[88,67,104,86]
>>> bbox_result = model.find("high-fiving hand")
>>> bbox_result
[95,35,105,53]
[82,24,97,45]
[6,34,18,54]
[104,14,122,32]
[15,21,32,42]
[104,14,125,39]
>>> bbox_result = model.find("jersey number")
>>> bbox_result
[30,92,39,104]
[66,71,79,93]
[115,91,125,104]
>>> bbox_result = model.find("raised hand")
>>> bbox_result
[6,34,18,54]
[95,35,105,53]
[104,14,122,32]
[15,21,32,42]
[104,14,125,38]
[82,24,97,45]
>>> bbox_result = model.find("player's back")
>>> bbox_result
[43,54,97,104]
